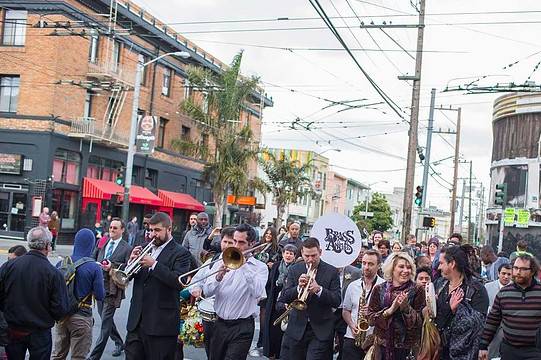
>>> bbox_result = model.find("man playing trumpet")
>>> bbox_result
[278,237,341,360]
[124,212,191,360]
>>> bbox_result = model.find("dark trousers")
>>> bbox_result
[209,317,254,360]
[124,323,177,360]
[6,328,52,360]
[203,319,215,357]
[501,341,541,360]
[88,300,123,360]
[341,338,365,360]
[286,323,333,360]
[334,308,346,360]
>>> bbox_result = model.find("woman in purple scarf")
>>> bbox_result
[368,252,425,360]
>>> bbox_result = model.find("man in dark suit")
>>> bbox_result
[278,237,341,360]
[89,218,132,359]
[132,213,153,248]
[124,212,191,360]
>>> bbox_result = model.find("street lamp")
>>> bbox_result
[121,51,191,221]
[364,180,388,219]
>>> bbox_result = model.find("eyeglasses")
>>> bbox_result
[109,226,119,230]
[513,266,531,272]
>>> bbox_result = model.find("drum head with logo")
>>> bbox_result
[310,213,362,268]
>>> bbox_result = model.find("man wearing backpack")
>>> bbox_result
[0,226,69,360]
[52,228,105,360]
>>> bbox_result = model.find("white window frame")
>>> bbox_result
[2,10,27,46]
[162,67,172,96]
[0,76,20,113]
[88,34,99,63]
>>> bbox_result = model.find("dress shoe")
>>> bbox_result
[112,344,124,357]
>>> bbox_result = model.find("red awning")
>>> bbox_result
[129,185,163,206]
[158,190,205,211]
[82,178,123,200]
[83,177,162,206]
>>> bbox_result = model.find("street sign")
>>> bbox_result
[503,208,516,227]
[135,115,157,154]
[516,209,530,228]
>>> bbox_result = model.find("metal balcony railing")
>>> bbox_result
[87,60,135,87]
[68,117,128,147]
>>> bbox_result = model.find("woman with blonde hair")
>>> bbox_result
[367,252,425,360]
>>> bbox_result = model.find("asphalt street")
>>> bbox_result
[0,242,263,360]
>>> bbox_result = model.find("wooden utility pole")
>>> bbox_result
[468,160,473,242]
[449,108,461,235]
[401,0,426,239]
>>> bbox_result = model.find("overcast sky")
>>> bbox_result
[134,0,541,211]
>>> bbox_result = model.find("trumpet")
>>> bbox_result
[273,263,318,326]
[178,242,272,287]
[354,285,370,347]
[111,239,155,287]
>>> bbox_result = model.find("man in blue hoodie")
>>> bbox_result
[51,228,105,360]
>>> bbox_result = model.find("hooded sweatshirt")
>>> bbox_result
[58,228,105,306]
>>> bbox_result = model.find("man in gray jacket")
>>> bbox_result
[182,212,219,266]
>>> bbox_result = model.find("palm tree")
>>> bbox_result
[256,151,314,228]
[177,51,260,227]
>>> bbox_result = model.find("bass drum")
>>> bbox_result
[197,297,217,322]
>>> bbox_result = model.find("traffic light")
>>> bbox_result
[414,185,423,207]
[494,183,507,206]
[423,216,436,228]
[115,167,125,185]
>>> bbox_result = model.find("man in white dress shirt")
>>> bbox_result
[484,263,512,359]
[342,249,384,360]
[188,226,235,357]
[203,223,268,360]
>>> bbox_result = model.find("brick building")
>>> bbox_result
[0,0,272,242]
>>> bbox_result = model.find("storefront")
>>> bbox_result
[158,189,205,239]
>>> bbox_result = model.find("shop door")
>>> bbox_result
[0,190,28,232]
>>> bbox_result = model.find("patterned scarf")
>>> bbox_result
[276,260,290,287]
[382,280,414,360]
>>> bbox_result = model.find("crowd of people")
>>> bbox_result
[0,211,540,360]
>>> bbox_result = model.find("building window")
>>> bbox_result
[86,155,123,182]
[52,189,78,230]
[88,33,99,63]
[2,10,27,46]
[183,78,192,99]
[202,92,209,114]
[52,149,81,185]
[181,125,191,139]
[162,67,172,96]
[157,117,168,148]
[83,91,93,118]
[0,76,20,113]
[145,168,158,188]
[112,40,121,72]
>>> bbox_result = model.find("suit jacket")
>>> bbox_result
[341,265,361,301]
[126,239,191,337]
[133,229,151,248]
[93,238,132,297]
[278,260,341,342]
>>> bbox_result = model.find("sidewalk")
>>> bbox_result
[0,236,73,257]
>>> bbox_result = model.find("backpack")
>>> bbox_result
[58,256,95,317]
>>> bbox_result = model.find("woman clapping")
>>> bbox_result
[367,252,425,360]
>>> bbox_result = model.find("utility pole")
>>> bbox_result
[458,178,466,232]
[401,0,426,240]
[477,184,485,244]
[468,160,473,242]
[449,108,461,234]
[421,88,436,207]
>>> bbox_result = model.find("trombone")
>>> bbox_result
[111,239,155,287]
[273,263,318,326]
[178,242,272,287]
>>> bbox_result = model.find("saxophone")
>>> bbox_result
[354,284,370,347]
